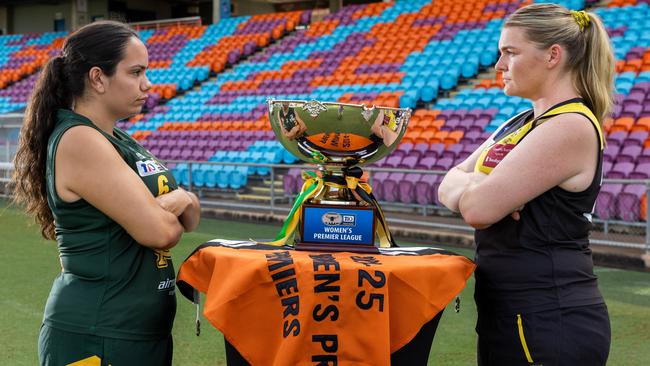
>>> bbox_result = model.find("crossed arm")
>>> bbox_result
[438,113,599,228]
[55,126,201,250]
[155,187,200,232]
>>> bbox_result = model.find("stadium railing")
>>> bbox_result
[0,157,648,253]
[158,159,650,254]
[129,16,203,30]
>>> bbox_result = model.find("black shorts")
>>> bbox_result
[476,304,610,366]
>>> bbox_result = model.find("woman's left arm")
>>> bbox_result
[458,113,599,228]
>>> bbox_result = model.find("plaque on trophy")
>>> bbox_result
[266,99,411,253]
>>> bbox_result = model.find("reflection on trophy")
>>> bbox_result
[267,99,411,252]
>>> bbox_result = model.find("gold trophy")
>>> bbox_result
[266,99,410,252]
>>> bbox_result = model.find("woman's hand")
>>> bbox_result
[511,205,525,221]
[156,188,192,217]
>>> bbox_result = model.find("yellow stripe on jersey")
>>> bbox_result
[474,102,603,175]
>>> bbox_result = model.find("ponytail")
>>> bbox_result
[12,55,70,240]
[574,13,615,123]
[505,4,615,123]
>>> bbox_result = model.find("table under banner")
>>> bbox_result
[177,240,475,366]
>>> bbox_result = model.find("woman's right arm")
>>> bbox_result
[55,126,185,249]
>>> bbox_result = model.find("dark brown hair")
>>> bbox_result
[12,21,138,239]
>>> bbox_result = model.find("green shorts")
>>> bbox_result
[38,324,172,366]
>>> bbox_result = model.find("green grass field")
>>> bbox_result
[1,197,649,365]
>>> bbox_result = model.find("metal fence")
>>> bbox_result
[0,115,21,164]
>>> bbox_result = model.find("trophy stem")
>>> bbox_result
[309,166,367,206]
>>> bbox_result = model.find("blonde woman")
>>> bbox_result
[438,4,613,365]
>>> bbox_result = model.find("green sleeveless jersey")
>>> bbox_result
[43,109,178,340]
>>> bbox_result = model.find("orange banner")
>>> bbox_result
[177,241,475,366]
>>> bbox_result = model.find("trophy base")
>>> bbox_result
[295,242,380,253]
[298,203,378,253]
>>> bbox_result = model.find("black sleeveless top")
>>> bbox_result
[473,98,605,315]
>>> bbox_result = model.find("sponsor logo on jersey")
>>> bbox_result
[158,278,176,291]
[136,159,167,177]
[482,143,515,168]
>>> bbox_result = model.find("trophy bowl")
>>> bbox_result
[268,99,411,167]
[267,99,411,252]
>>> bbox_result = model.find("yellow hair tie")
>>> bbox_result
[571,10,590,31]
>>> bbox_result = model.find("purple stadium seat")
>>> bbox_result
[398,156,418,169]
[383,172,405,202]
[462,130,483,144]
[170,148,182,159]
[391,148,407,159]
[595,184,623,220]
[371,172,390,201]
[469,116,489,132]
[399,142,414,153]
[623,131,648,147]
[631,82,650,94]
[399,173,422,203]
[283,168,301,194]
[424,143,446,159]
[629,163,650,179]
[463,143,480,155]
[480,108,498,119]
[180,150,193,160]
[384,155,403,168]
[607,162,634,178]
[626,90,645,105]
[616,145,642,163]
[405,149,423,160]
[371,157,387,167]
[603,144,620,162]
[621,103,643,119]
[413,143,430,157]
[415,174,441,205]
[616,184,646,221]
[606,131,627,147]
[602,161,613,176]
[415,157,437,170]
[159,148,171,159]
[440,143,463,159]
[467,108,482,120]
[192,150,204,161]
[392,143,413,159]
[453,156,466,166]
[432,157,454,171]
[458,143,479,161]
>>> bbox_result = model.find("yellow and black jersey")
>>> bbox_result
[472,98,607,315]
[475,99,604,174]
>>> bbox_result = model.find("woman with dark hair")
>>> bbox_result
[439,4,613,366]
[12,21,200,365]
